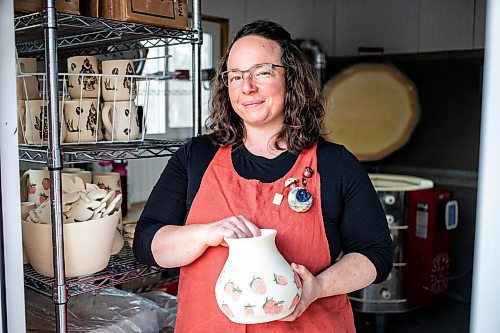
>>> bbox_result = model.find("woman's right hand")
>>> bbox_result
[205,215,261,247]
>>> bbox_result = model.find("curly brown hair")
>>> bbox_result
[208,20,324,154]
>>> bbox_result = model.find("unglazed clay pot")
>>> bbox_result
[22,210,120,278]
[215,229,302,324]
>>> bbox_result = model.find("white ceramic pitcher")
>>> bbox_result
[214,229,302,324]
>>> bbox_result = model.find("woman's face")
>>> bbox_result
[226,35,286,131]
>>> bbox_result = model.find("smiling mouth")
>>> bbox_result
[242,101,263,107]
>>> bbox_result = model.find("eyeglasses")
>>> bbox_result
[221,63,286,88]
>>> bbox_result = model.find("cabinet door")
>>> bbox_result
[334,0,419,56]
[419,0,475,52]
[473,0,486,49]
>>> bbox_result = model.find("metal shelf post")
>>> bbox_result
[43,0,68,332]
[192,0,202,136]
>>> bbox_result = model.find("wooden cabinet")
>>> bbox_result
[334,0,420,56]
[331,0,486,56]
[418,0,475,52]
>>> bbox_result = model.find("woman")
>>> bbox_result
[134,20,392,332]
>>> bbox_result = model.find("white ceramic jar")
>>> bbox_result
[215,229,302,324]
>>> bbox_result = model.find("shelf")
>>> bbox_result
[24,244,164,298]
[19,139,185,164]
[15,11,198,56]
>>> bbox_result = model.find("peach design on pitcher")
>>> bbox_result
[221,302,234,317]
[250,276,266,294]
[216,270,302,322]
[293,271,302,289]
[224,281,242,301]
[243,304,255,317]
[263,297,284,314]
[273,273,288,285]
[289,293,301,310]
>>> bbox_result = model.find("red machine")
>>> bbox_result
[405,188,458,307]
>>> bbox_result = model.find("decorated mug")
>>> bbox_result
[63,99,103,143]
[20,169,50,206]
[101,101,140,142]
[23,100,66,144]
[16,57,40,101]
[67,55,100,99]
[101,59,137,102]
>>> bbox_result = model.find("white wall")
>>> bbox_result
[202,0,485,57]
[470,0,500,331]
[202,0,335,54]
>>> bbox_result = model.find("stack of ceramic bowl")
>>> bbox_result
[22,179,123,278]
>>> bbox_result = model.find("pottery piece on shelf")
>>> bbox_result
[22,210,120,278]
[103,193,122,216]
[62,174,85,194]
[215,229,302,324]
[111,229,124,255]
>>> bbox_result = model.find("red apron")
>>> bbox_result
[175,144,355,333]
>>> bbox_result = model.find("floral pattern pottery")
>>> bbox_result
[215,229,302,324]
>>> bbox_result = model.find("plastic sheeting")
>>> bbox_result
[25,287,177,332]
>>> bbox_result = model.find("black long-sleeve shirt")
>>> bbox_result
[133,135,393,283]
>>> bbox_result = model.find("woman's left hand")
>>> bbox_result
[279,263,322,322]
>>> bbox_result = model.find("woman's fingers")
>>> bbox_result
[206,215,261,246]
[239,215,261,237]
[223,216,254,238]
[292,263,310,279]
[235,215,261,237]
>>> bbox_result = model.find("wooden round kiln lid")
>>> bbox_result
[322,63,420,161]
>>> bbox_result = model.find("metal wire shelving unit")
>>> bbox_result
[24,245,163,298]
[18,140,185,164]
[15,11,197,56]
[15,1,202,332]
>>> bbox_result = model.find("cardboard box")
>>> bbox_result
[80,0,101,17]
[14,0,80,14]
[14,0,43,12]
[101,0,188,29]
[56,0,80,15]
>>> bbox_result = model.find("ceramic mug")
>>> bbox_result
[20,169,87,206]
[23,100,66,144]
[62,170,93,185]
[67,55,100,99]
[101,59,137,102]
[20,169,50,206]
[92,172,122,197]
[17,57,37,74]
[16,57,40,101]
[63,99,103,143]
[102,101,140,141]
